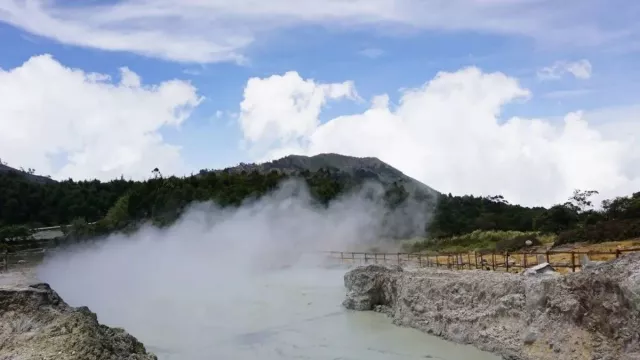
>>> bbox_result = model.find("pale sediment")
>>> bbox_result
[342,254,640,360]
[0,270,156,360]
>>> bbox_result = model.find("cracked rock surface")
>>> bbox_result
[343,255,640,360]
[0,271,156,360]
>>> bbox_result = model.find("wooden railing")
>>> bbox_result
[322,248,640,273]
[3,247,640,273]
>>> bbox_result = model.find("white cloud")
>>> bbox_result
[566,60,593,79]
[0,0,634,63]
[239,71,358,156]
[238,67,640,207]
[538,59,593,80]
[0,54,202,181]
[359,48,384,59]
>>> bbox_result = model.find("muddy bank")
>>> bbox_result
[0,271,156,360]
[342,254,640,360]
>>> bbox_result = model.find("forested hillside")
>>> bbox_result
[1,157,639,251]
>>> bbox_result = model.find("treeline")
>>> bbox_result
[0,167,414,238]
[1,167,640,250]
[554,191,640,246]
[410,189,640,252]
[0,170,133,226]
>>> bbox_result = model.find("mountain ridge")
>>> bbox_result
[218,153,439,195]
[0,163,56,184]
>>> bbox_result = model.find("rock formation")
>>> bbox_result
[0,280,156,360]
[343,254,640,360]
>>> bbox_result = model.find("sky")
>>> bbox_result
[0,0,639,207]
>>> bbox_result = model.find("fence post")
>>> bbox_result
[374,253,378,264]
[418,254,422,267]
[505,252,510,272]
[492,252,495,271]
[397,252,400,265]
[523,252,527,269]
[364,253,368,264]
[340,252,344,264]
[383,253,386,264]
[474,252,478,269]
[352,252,355,262]
[467,253,471,270]
[616,249,621,259]
[571,251,576,272]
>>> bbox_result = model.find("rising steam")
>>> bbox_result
[36,179,433,359]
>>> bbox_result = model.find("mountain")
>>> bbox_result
[0,163,56,184]
[220,153,439,195]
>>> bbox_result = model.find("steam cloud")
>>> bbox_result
[36,179,432,359]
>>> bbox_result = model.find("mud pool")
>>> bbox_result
[38,261,499,360]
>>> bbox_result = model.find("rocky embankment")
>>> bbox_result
[343,254,640,360]
[0,272,156,360]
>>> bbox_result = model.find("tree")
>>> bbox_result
[0,225,34,251]
[535,204,579,233]
[102,194,131,229]
[567,189,599,213]
[602,192,640,220]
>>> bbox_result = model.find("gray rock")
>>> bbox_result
[343,253,640,360]
[522,331,537,345]
[0,279,157,360]
[522,262,557,276]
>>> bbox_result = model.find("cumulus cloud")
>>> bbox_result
[0,54,202,181]
[0,0,634,63]
[238,67,639,207]
[538,59,593,80]
[239,71,358,157]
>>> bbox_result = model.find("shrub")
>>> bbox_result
[406,230,550,253]
[555,218,640,246]
[495,234,541,252]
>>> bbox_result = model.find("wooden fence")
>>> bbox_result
[322,247,640,273]
[3,247,640,274]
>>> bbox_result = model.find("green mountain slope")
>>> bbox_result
[219,153,439,195]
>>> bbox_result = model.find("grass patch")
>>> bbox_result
[402,230,557,253]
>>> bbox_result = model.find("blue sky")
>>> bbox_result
[0,0,639,206]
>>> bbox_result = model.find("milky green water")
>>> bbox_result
[130,267,501,360]
[39,253,500,360]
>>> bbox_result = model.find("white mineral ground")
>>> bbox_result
[343,253,640,360]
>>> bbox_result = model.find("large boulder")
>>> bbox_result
[0,281,156,360]
[343,264,402,311]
